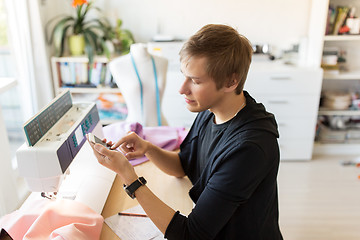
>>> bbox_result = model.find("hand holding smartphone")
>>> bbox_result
[88,133,111,149]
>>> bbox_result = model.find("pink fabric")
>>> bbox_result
[103,122,188,166]
[0,199,103,240]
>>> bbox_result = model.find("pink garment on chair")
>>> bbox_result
[103,122,188,166]
[0,199,103,240]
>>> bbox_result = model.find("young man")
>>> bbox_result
[88,24,283,239]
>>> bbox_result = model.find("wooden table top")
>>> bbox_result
[100,161,193,239]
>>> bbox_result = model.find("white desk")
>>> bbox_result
[0,78,19,215]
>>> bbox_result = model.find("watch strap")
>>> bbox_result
[123,177,147,199]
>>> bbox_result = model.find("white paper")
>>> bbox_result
[105,205,163,240]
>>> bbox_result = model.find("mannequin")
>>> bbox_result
[109,43,168,126]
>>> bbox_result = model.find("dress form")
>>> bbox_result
[109,43,168,126]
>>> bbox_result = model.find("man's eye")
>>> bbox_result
[185,77,195,83]
[191,79,199,84]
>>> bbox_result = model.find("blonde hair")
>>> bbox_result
[180,24,253,94]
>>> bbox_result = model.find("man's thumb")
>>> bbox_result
[94,144,112,157]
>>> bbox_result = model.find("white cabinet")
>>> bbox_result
[245,62,323,160]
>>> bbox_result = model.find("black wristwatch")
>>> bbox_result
[123,177,147,199]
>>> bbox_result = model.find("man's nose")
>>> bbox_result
[179,78,190,95]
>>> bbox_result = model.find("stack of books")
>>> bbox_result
[326,5,358,35]
[56,61,112,88]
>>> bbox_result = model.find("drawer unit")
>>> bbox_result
[276,117,317,140]
[278,139,315,160]
[251,94,320,118]
[245,62,323,95]
[246,71,322,95]
[244,62,323,160]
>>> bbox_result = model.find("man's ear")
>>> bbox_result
[223,74,239,93]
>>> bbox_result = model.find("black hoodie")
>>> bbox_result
[165,91,283,240]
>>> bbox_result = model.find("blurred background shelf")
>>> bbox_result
[59,87,120,94]
[317,0,360,155]
[324,35,360,41]
[313,142,360,155]
[323,70,360,80]
[318,108,360,116]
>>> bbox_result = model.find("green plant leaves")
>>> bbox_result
[46,2,135,58]
[50,16,74,57]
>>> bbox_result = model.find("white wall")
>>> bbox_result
[101,0,312,51]
[39,0,70,58]
[41,0,313,53]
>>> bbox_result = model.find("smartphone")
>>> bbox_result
[88,133,110,148]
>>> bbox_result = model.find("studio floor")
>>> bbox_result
[278,154,360,240]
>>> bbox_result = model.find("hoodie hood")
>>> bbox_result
[233,91,279,138]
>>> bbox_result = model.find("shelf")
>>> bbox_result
[324,35,360,41]
[52,55,110,63]
[323,70,360,80]
[313,142,360,155]
[60,87,120,94]
[314,0,360,155]
[318,108,360,116]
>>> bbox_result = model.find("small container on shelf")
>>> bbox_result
[316,121,347,143]
[316,114,360,143]
[322,91,352,110]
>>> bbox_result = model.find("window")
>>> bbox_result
[0,0,24,161]
[0,0,56,216]
[0,0,29,216]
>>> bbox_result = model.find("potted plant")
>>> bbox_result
[98,18,135,56]
[45,0,111,64]
[112,19,135,55]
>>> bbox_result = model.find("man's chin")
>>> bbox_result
[186,105,205,113]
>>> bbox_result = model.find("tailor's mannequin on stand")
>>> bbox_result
[109,43,168,126]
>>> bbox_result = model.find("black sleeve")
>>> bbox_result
[177,112,205,182]
[165,142,272,240]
